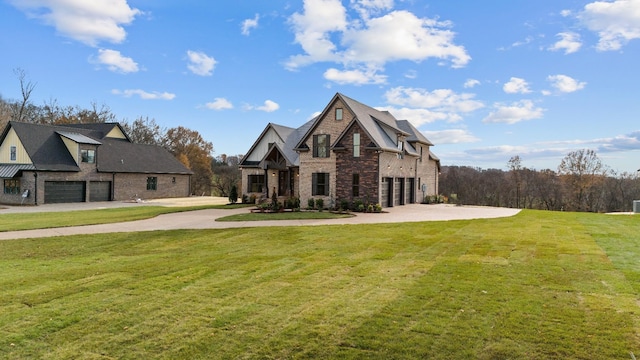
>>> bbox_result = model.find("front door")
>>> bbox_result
[279,171,288,196]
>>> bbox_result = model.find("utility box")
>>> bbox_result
[634,200,640,213]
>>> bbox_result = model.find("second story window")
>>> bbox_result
[10,146,16,161]
[397,139,404,159]
[335,108,343,121]
[81,149,95,163]
[313,134,330,158]
[353,133,360,157]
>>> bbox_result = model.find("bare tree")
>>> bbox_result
[122,116,166,145]
[508,155,523,208]
[12,68,36,122]
[557,149,606,212]
[211,154,243,197]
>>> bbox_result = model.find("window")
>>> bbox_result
[313,134,330,158]
[10,146,16,161]
[81,149,95,163]
[248,174,265,193]
[335,108,343,121]
[397,139,404,159]
[4,179,20,194]
[352,173,360,197]
[353,133,360,158]
[312,172,329,196]
[420,146,423,163]
[146,176,158,191]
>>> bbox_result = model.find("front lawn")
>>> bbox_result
[0,204,249,232]
[0,210,639,359]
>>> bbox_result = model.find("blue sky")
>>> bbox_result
[1,0,639,173]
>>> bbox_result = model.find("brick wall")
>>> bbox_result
[335,123,379,203]
[298,98,352,207]
[1,170,190,205]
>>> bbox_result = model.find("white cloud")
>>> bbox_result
[323,67,387,85]
[287,0,348,69]
[91,49,138,73]
[286,1,469,71]
[112,89,175,100]
[464,79,480,88]
[423,129,480,144]
[241,14,259,35]
[342,11,470,68]
[8,0,140,46]
[548,32,582,54]
[256,100,280,112]
[547,74,587,93]
[381,106,453,126]
[579,0,640,51]
[386,86,484,112]
[404,69,417,79]
[483,100,544,124]
[206,98,233,110]
[187,50,216,76]
[351,0,394,19]
[503,77,531,94]
[382,86,484,126]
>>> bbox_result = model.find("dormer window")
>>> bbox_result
[81,149,95,163]
[335,108,343,121]
[10,146,16,161]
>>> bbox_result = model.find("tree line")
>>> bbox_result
[440,151,640,213]
[1,68,243,197]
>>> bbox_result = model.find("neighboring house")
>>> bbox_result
[0,121,193,205]
[240,93,440,208]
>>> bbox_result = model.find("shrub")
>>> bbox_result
[307,198,315,210]
[249,194,257,204]
[315,198,324,211]
[228,185,238,204]
[338,199,350,212]
[353,199,364,212]
[286,196,300,210]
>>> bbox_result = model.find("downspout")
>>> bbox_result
[33,172,38,205]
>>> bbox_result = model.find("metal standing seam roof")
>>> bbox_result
[0,164,36,178]
[56,131,103,145]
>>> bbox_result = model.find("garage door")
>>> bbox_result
[44,181,86,204]
[90,181,111,202]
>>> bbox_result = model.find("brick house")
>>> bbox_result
[240,93,440,208]
[0,121,192,205]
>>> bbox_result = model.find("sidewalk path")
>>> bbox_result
[0,203,521,241]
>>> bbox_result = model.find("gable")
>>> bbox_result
[0,127,33,164]
[245,126,285,163]
[295,94,355,151]
[106,126,127,139]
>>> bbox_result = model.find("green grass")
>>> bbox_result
[0,204,250,232]
[1,210,639,359]
[216,210,354,221]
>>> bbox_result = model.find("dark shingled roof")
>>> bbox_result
[2,121,192,175]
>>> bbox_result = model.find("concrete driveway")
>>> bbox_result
[0,198,521,240]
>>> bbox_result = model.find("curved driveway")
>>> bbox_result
[0,201,520,241]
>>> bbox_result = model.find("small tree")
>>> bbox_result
[228,184,238,204]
